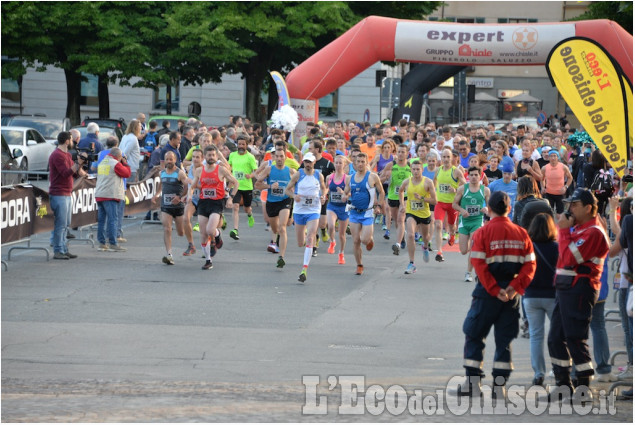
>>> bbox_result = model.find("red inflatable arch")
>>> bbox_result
[286,17,632,101]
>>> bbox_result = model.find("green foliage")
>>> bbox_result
[569,1,632,34]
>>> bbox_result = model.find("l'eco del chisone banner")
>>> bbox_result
[546,37,632,177]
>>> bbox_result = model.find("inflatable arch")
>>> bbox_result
[286,17,632,101]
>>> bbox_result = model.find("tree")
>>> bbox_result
[569,1,632,34]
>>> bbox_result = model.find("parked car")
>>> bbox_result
[3,115,71,143]
[71,124,125,147]
[1,127,56,172]
[81,117,127,132]
[1,134,24,185]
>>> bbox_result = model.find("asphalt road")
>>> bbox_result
[2,208,632,422]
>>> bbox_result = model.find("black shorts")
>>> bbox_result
[161,207,184,217]
[266,198,292,218]
[197,198,225,217]
[388,198,402,209]
[545,193,565,214]
[406,213,431,226]
[233,190,253,208]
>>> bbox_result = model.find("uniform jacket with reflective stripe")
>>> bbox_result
[470,216,536,298]
[556,216,609,291]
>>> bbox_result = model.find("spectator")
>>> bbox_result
[157,120,171,137]
[119,119,142,182]
[524,213,558,387]
[77,122,103,154]
[179,126,195,161]
[48,131,87,259]
[225,127,238,153]
[160,131,182,170]
[513,176,552,229]
[95,147,130,252]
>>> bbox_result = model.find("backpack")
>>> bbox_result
[590,169,614,197]
[144,131,158,151]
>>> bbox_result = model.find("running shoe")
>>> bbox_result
[267,242,278,253]
[215,233,223,249]
[464,271,473,282]
[374,214,382,224]
[229,229,239,240]
[183,244,196,256]
[346,225,351,235]
[382,225,388,231]
[338,253,345,265]
[192,223,200,232]
[392,243,400,255]
[448,233,455,246]
[422,248,430,263]
[163,255,175,265]
[428,241,433,251]
[321,229,329,242]
[365,239,374,251]
[327,241,336,254]
[443,232,449,240]
[221,216,227,230]
[276,256,285,268]
[435,253,445,262]
[405,263,417,274]
[414,232,421,242]
[248,215,255,227]
[202,260,213,270]
[383,230,390,240]
[209,240,217,258]
[111,245,127,252]
[355,265,364,275]
[312,247,318,257]
[400,239,406,249]
[298,268,307,283]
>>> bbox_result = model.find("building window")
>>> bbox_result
[80,73,99,107]
[319,90,338,119]
[1,77,20,103]
[153,83,180,112]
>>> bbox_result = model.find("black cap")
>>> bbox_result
[563,188,596,206]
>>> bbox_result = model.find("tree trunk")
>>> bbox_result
[243,54,272,125]
[98,74,110,118]
[64,68,82,125]
[267,82,278,119]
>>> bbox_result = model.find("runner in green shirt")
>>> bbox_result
[381,144,412,255]
[227,136,259,240]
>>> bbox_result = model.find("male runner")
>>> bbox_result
[434,148,466,262]
[344,152,385,276]
[228,136,258,240]
[398,160,436,274]
[158,151,189,265]
[453,166,491,282]
[183,148,203,256]
[382,144,412,255]
[257,149,296,268]
[326,155,350,265]
[285,152,327,283]
[191,146,239,270]
[304,139,334,255]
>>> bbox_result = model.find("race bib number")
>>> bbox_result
[234,171,246,180]
[330,192,343,203]
[439,183,452,194]
[191,188,200,198]
[394,186,400,195]
[163,194,177,205]
[410,200,424,211]
[271,187,284,196]
[202,188,217,198]
[302,197,314,207]
[466,205,481,216]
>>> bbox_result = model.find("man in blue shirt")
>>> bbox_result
[160,131,183,170]
[77,122,103,154]
[458,139,475,169]
[488,161,518,217]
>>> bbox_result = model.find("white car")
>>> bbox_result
[1,126,56,172]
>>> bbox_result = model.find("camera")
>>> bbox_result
[75,148,98,171]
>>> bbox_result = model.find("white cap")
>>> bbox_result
[302,152,316,162]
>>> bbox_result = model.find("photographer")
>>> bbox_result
[95,147,130,252]
[48,131,88,260]
[547,188,610,400]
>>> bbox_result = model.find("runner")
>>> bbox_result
[285,152,327,283]
[158,151,189,265]
[191,146,239,270]
[182,148,203,256]
[433,148,467,262]
[344,152,385,276]
[303,139,334,256]
[228,136,258,240]
[398,160,437,274]
[382,144,412,254]
[541,149,573,217]
[453,166,491,282]
[256,149,295,268]
[326,155,350,265]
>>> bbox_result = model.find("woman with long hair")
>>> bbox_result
[523,213,558,387]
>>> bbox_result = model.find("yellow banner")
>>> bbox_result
[546,38,630,177]
[621,74,633,154]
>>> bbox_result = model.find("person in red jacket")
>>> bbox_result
[547,188,610,400]
[48,131,87,259]
[450,191,536,400]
